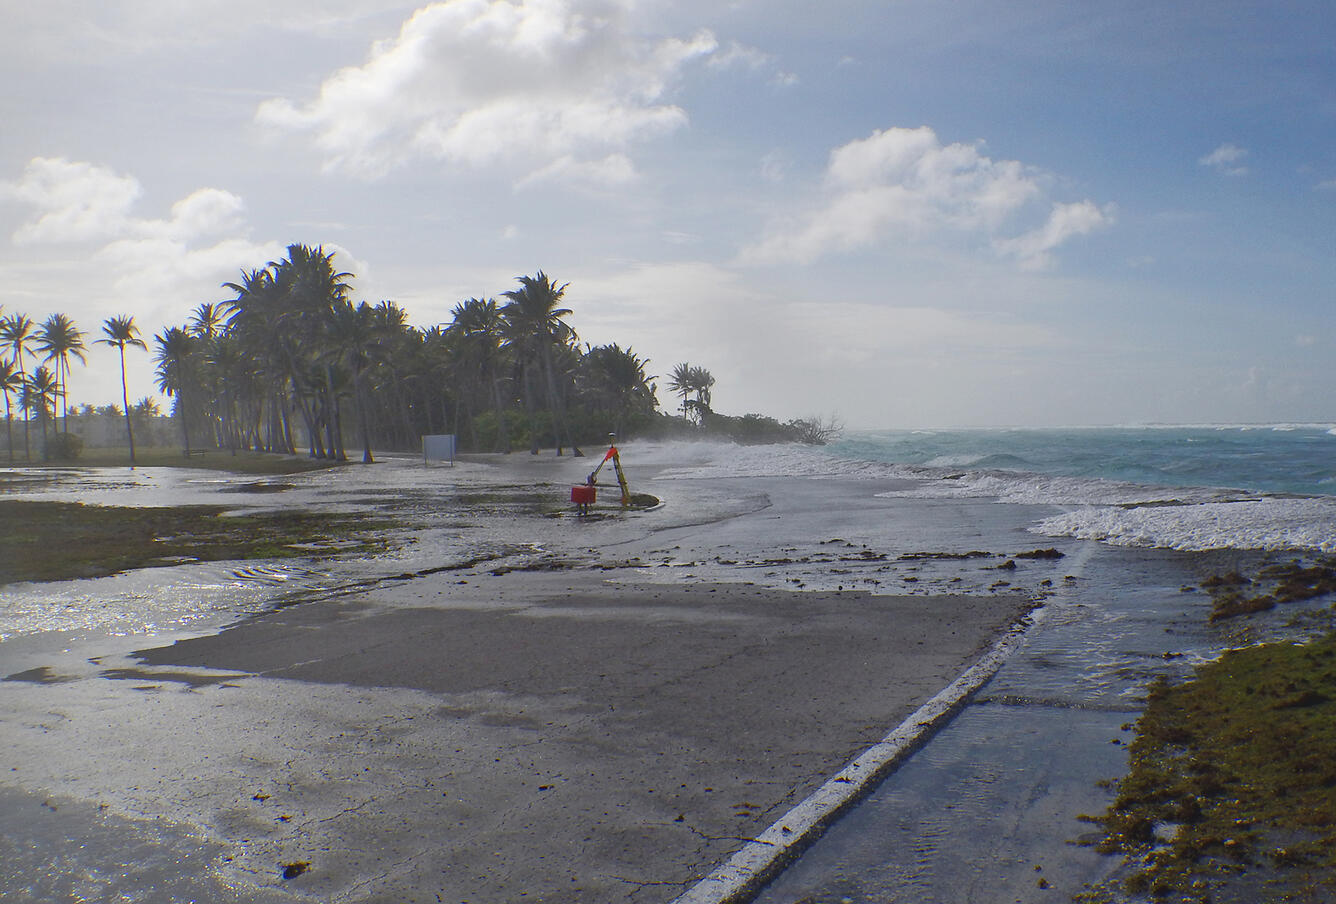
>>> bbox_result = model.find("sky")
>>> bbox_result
[2,0,1334,429]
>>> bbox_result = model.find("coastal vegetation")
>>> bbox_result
[1,245,838,464]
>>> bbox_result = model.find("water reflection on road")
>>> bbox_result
[752,542,1272,904]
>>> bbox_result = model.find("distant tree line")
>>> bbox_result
[2,243,838,463]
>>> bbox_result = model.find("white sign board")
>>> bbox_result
[422,434,457,464]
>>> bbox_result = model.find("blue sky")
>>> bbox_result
[2,0,1333,427]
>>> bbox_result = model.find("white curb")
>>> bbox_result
[670,612,1037,904]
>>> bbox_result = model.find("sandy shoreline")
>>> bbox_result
[1,448,1054,902]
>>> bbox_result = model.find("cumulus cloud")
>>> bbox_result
[0,157,141,244]
[1199,143,1249,176]
[740,126,1111,267]
[255,0,719,183]
[0,158,248,246]
[0,156,283,327]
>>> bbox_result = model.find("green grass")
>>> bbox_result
[0,499,400,584]
[1088,634,1336,901]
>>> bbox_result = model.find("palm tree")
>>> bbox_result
[35,313,87,433]
[687,365,715,417]
[1,313,37,459]
[154,326,198,454]
[276,244,353,459]
[581,344,657,436]
[500,272,579,455]
[204,331,254,453]
[225,248,355,458]
[96,315,148,464]
[325,299,379,463]
[0,359,22,462]
[665,363,715,424]
[0,313,32,374]
[667,363,694,421]
[22,365,58,452]
[447,297,512,452]
[131,396,161,447]
[187,301,230,339]
[367,301,415,449]
[224,267,296,454]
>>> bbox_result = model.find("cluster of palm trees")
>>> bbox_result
[3,243,736,464]
[1,309,155,462]
[666,363,717,424]
[147,245,664,461]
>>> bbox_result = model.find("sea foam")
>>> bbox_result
[1034,497,1336,554]
[643,437,1335,554]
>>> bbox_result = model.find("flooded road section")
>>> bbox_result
[0,453,726,647]
[750,541,1306,904]
[5,451,1315,903]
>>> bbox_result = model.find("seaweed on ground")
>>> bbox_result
[1083,634,1336,902]
[1201,557,1336,623]
[0,500,400,584]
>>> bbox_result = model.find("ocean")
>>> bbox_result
[652,425,1336,554]
[831,424,1336,497]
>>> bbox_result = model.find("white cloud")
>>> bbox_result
[1199,143,1249,176]
[0,157,141,244]
[740,126,1111,267]
[993,200,1116,271]
[1,158,249,247]
[95,235,286,306]
[705,40,772,71]
[255,0,718,181]
[0,1,412,61]
[0,155,284,339]
[702,38,797,85]
[513,152,638,190]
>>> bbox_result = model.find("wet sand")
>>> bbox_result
[0,450,1047,903]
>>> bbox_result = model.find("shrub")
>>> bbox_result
[43,432,84,461]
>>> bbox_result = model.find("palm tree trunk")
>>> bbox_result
[177,392,191,455]
[490,379,510,453]
[3,393,13,463]
[540,346,573,456]
[116,346,137,464]
[521,362,539,454]
[353,372,374,463]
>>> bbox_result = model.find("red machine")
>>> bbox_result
[572,435,631,514]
